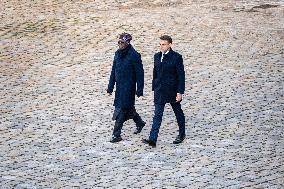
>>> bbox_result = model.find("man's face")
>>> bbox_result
[160,40,171,53]
[118,40,128,50]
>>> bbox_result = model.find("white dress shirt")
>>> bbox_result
[161,50,170,62]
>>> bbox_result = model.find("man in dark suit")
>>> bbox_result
[143,35,185,147]
[107,32,145,143]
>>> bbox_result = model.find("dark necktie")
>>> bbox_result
[161,53,165,62]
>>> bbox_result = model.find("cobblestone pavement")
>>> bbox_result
[1,0,284,188]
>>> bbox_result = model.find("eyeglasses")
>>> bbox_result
[117,41,127,45]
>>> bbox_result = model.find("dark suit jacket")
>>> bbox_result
[152,48,185,104]
[107,45,144,108]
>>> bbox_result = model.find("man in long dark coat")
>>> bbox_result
[143,35,186,147]
[107,32,145,143]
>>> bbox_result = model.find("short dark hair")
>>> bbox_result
[160,35,172,44]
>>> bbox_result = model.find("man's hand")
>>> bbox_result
[136,91,143,98]
[107,89,112,95]
[176,93,182,102]
[137,95,144,99]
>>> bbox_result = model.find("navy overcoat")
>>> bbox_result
[152,48,185,104]
[107,45,144,109]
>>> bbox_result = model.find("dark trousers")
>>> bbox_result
[112,107,144,137]
[149,102,185,142]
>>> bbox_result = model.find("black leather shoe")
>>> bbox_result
[142,139,156,147]
[173,135,185,144]
[134,121,146,134]
[110,136,122,143]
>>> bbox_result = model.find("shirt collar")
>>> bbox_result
[162,49,170,55]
